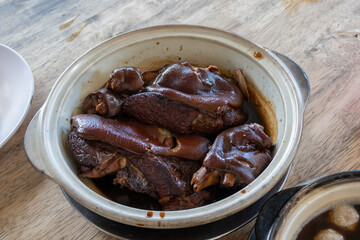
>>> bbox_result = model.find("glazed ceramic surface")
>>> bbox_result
[269,171,360,240]
[0,44,33,148]
[24,25,309,229]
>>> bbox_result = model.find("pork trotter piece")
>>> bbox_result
[70,114,211,161]
[82,88,125,117]
[124,62,247,134]
[114,154,201,199]
[191,123,273,191]
[106,67,144,93]
[114,163,156,198]
[69,131,128,178]
[124,92,200,134]
[113,153,215,210]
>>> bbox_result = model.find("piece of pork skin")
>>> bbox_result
[124,62,247,134]
[192,123,273,192]
[70,114,211,161]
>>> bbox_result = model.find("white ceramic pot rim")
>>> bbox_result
[25,24,309,229]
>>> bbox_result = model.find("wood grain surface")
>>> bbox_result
[1,0,359,239]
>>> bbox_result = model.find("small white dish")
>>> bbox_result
[0,44,34,148]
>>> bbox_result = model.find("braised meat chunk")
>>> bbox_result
[69,131,128,178]
[191,123,273,192]
[124,62,247,134]
[82,88,125,117]
[123,92,200,134]
[113,154,215,210]
[82,67,147,118]
[70,114,210,161]
[114,154,200,199]
[106,67,144,93]
[114,163,156,198]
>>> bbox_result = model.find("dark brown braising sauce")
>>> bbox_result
[91,97,265,209]
[253,51,263,59]
[146,211,153,218]
[296,205,360,240]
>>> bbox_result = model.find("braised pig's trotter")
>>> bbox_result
[106,67,144,93]
[113,153,214,210]
[124,62,247,134]
[114,154,201,199]
[191,123,273,192]
[70,114,210,161]
[68,131,128,178]
[150,62,242,111]
[124,92,199,134]
[114,163,157,198]
[82,88,125,117]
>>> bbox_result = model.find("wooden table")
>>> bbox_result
[1,0,359,239]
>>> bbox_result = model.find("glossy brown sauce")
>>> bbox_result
[253,51,263,59]
[146,211,153,218]
[296,205,360,240]
[71,114,209,161]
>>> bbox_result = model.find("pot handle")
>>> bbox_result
[269,50,310,112]
[24,109,54,181]
[254,185,304,240]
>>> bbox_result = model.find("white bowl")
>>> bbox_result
[24,25,309,229]
[254,171,360,240]
[0,44,33,148]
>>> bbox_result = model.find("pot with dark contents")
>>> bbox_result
[24,25,309,232]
